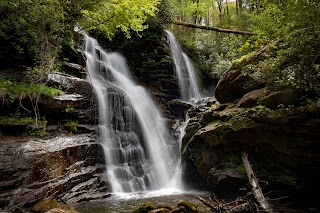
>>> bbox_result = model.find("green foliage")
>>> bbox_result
[0,0,161,81]
[170,0,320,100]
[64,105,75,113]
[167,0,252,89]
[178,201,198,212]
[142,58,157,68]
[222,154,245,173]
[24,128,47,137]
[248,3,285,39]
[133,202,156,213]
[0,77,64,100]
[171,26,245,87]
[244,28,320,97]
[0,115,34,124]
[0,114,47,136]
[64,120,78,134]
[155,0,177,25]
[81,0,160,39]
[0,0,70,82]
[209,154,245,175]
[278,170,300,188]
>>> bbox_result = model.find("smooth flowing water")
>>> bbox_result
[165,30,202,104]
[84,34,182,193]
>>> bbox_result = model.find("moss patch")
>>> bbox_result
[0,77,64,101]
[133,202,156,213]
[32,199,78,213]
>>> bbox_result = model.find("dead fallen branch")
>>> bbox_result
[195,152,275,212]
[196,196,217,211]
[196,195,256,213]
[242,152,273,213]
[174,21,255,36]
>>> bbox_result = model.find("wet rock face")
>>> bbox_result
[182,102,320,200]
[0,134,110,211]
[167,100,193,119]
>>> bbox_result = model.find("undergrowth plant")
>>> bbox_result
[0,77,64,125]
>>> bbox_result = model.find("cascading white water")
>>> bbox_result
[182,53,202,102]
[165,30,202,104]
[83,34,181,193]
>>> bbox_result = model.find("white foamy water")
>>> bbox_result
[165,30,202,104]
[83,34,182,193]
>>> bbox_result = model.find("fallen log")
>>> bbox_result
[174,21,255,36]
[241,152,273,213]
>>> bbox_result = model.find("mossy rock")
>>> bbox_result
[133,202,156,213]
[177,201,198,212]
[31,199,78,213]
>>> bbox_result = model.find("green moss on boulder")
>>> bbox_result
[32,199,78,213]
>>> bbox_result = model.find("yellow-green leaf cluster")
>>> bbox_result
[81,0,160,39]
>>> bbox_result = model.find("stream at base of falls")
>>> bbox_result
[77,29,215,212]
[74,191,212,213]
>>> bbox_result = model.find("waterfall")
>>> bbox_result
[83,34,181,193]
[165,30,202,104]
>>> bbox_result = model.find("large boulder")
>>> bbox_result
[215,69,265,104]
[167,99,193,119]
[259,88,298,109]
[236,88,298,109]
[0,134,110,212]
[182,102,320,204]
[47,73,92,98]
[236,88,267,108]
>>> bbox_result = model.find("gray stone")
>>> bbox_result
[0,134,109,211]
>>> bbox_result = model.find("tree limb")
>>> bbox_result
[174,21,255,36]
[242,152,273,213]
[196,196,216,210]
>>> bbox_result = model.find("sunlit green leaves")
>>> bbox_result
[81,0,160,39]
[248,4,285,40]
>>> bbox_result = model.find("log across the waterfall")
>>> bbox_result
[174,21,255,36]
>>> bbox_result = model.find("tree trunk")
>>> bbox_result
[236,0,239,15]
[174,21,255,35]
[217,1,222,19]
[226,0,229,16]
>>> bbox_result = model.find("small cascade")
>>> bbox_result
[165,30,202,104]
[83,34,181,193]
[182,53,202,102]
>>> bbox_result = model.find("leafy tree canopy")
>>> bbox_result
[0,0,160,81]
[81,0,160,39]
[167,0,320,99]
